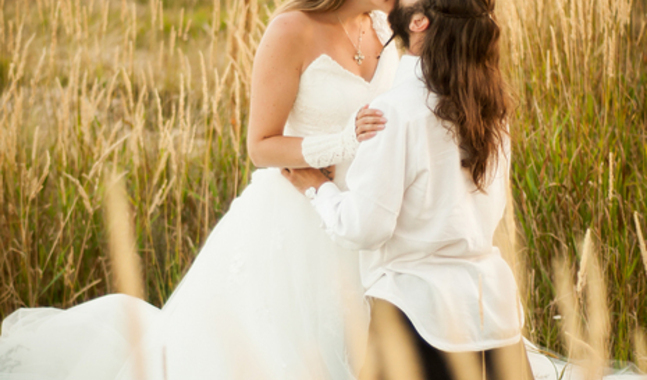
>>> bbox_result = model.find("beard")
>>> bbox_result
[387,0,424,49]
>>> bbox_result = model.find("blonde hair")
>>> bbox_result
[274,0,345,15]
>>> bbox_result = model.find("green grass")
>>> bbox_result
[500,0,647,363]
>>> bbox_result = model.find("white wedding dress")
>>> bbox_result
[0,11,399,380]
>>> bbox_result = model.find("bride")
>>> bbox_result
[0,0,399,379]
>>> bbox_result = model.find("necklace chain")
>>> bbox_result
[336,13,365,65]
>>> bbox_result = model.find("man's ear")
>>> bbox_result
[409,13,429,32]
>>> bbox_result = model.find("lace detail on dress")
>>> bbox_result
[301,116,359,168]
[369,11,392,45]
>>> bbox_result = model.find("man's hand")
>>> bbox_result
[282,167,331,194]
[355,105,387,142]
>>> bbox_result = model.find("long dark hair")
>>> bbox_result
[420,0,509,192]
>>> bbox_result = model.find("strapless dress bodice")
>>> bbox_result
[283,10,399,189]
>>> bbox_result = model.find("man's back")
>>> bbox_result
[365,72,509,261]
[313,55,522,351]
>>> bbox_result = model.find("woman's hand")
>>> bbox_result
[282,167,331,195]
[355,105,387,142]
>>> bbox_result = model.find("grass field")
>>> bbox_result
[0,0,646,370]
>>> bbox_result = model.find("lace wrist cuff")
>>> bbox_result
[301,117,359,168]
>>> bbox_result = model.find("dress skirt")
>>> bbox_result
[0,168,369,380]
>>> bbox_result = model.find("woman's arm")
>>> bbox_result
[247,12,388,169]
[246,12,311,168]
[282,102,408,251]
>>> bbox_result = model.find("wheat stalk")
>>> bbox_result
[104,173,147,380]
[585,240,609,379]
[576,228,593,296]
[634,212,647,276]
[364,300,424,380]
[554,257,585,360]
[634,327,647,374]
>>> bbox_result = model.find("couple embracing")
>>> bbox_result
[0,0,535,378]
[279,0,533,377]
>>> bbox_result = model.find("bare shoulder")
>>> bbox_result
[256,11,322,72]
[262,11,316,49]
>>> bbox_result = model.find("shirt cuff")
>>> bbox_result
[315,181,341,199]
[310,181,342,230]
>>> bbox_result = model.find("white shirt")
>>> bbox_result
[311,55,523,352]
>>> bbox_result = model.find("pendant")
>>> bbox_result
[354,52,365,65]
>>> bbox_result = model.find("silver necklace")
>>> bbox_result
[336,13,365,65]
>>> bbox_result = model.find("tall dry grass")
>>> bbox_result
[0,0,261,310]
[0,0,645,370]
[496,0,647,365]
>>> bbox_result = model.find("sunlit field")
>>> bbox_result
[0,0,646,371]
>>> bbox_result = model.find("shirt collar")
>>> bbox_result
[393,54,422,87]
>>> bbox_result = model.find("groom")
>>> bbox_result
[282,0,535,379]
